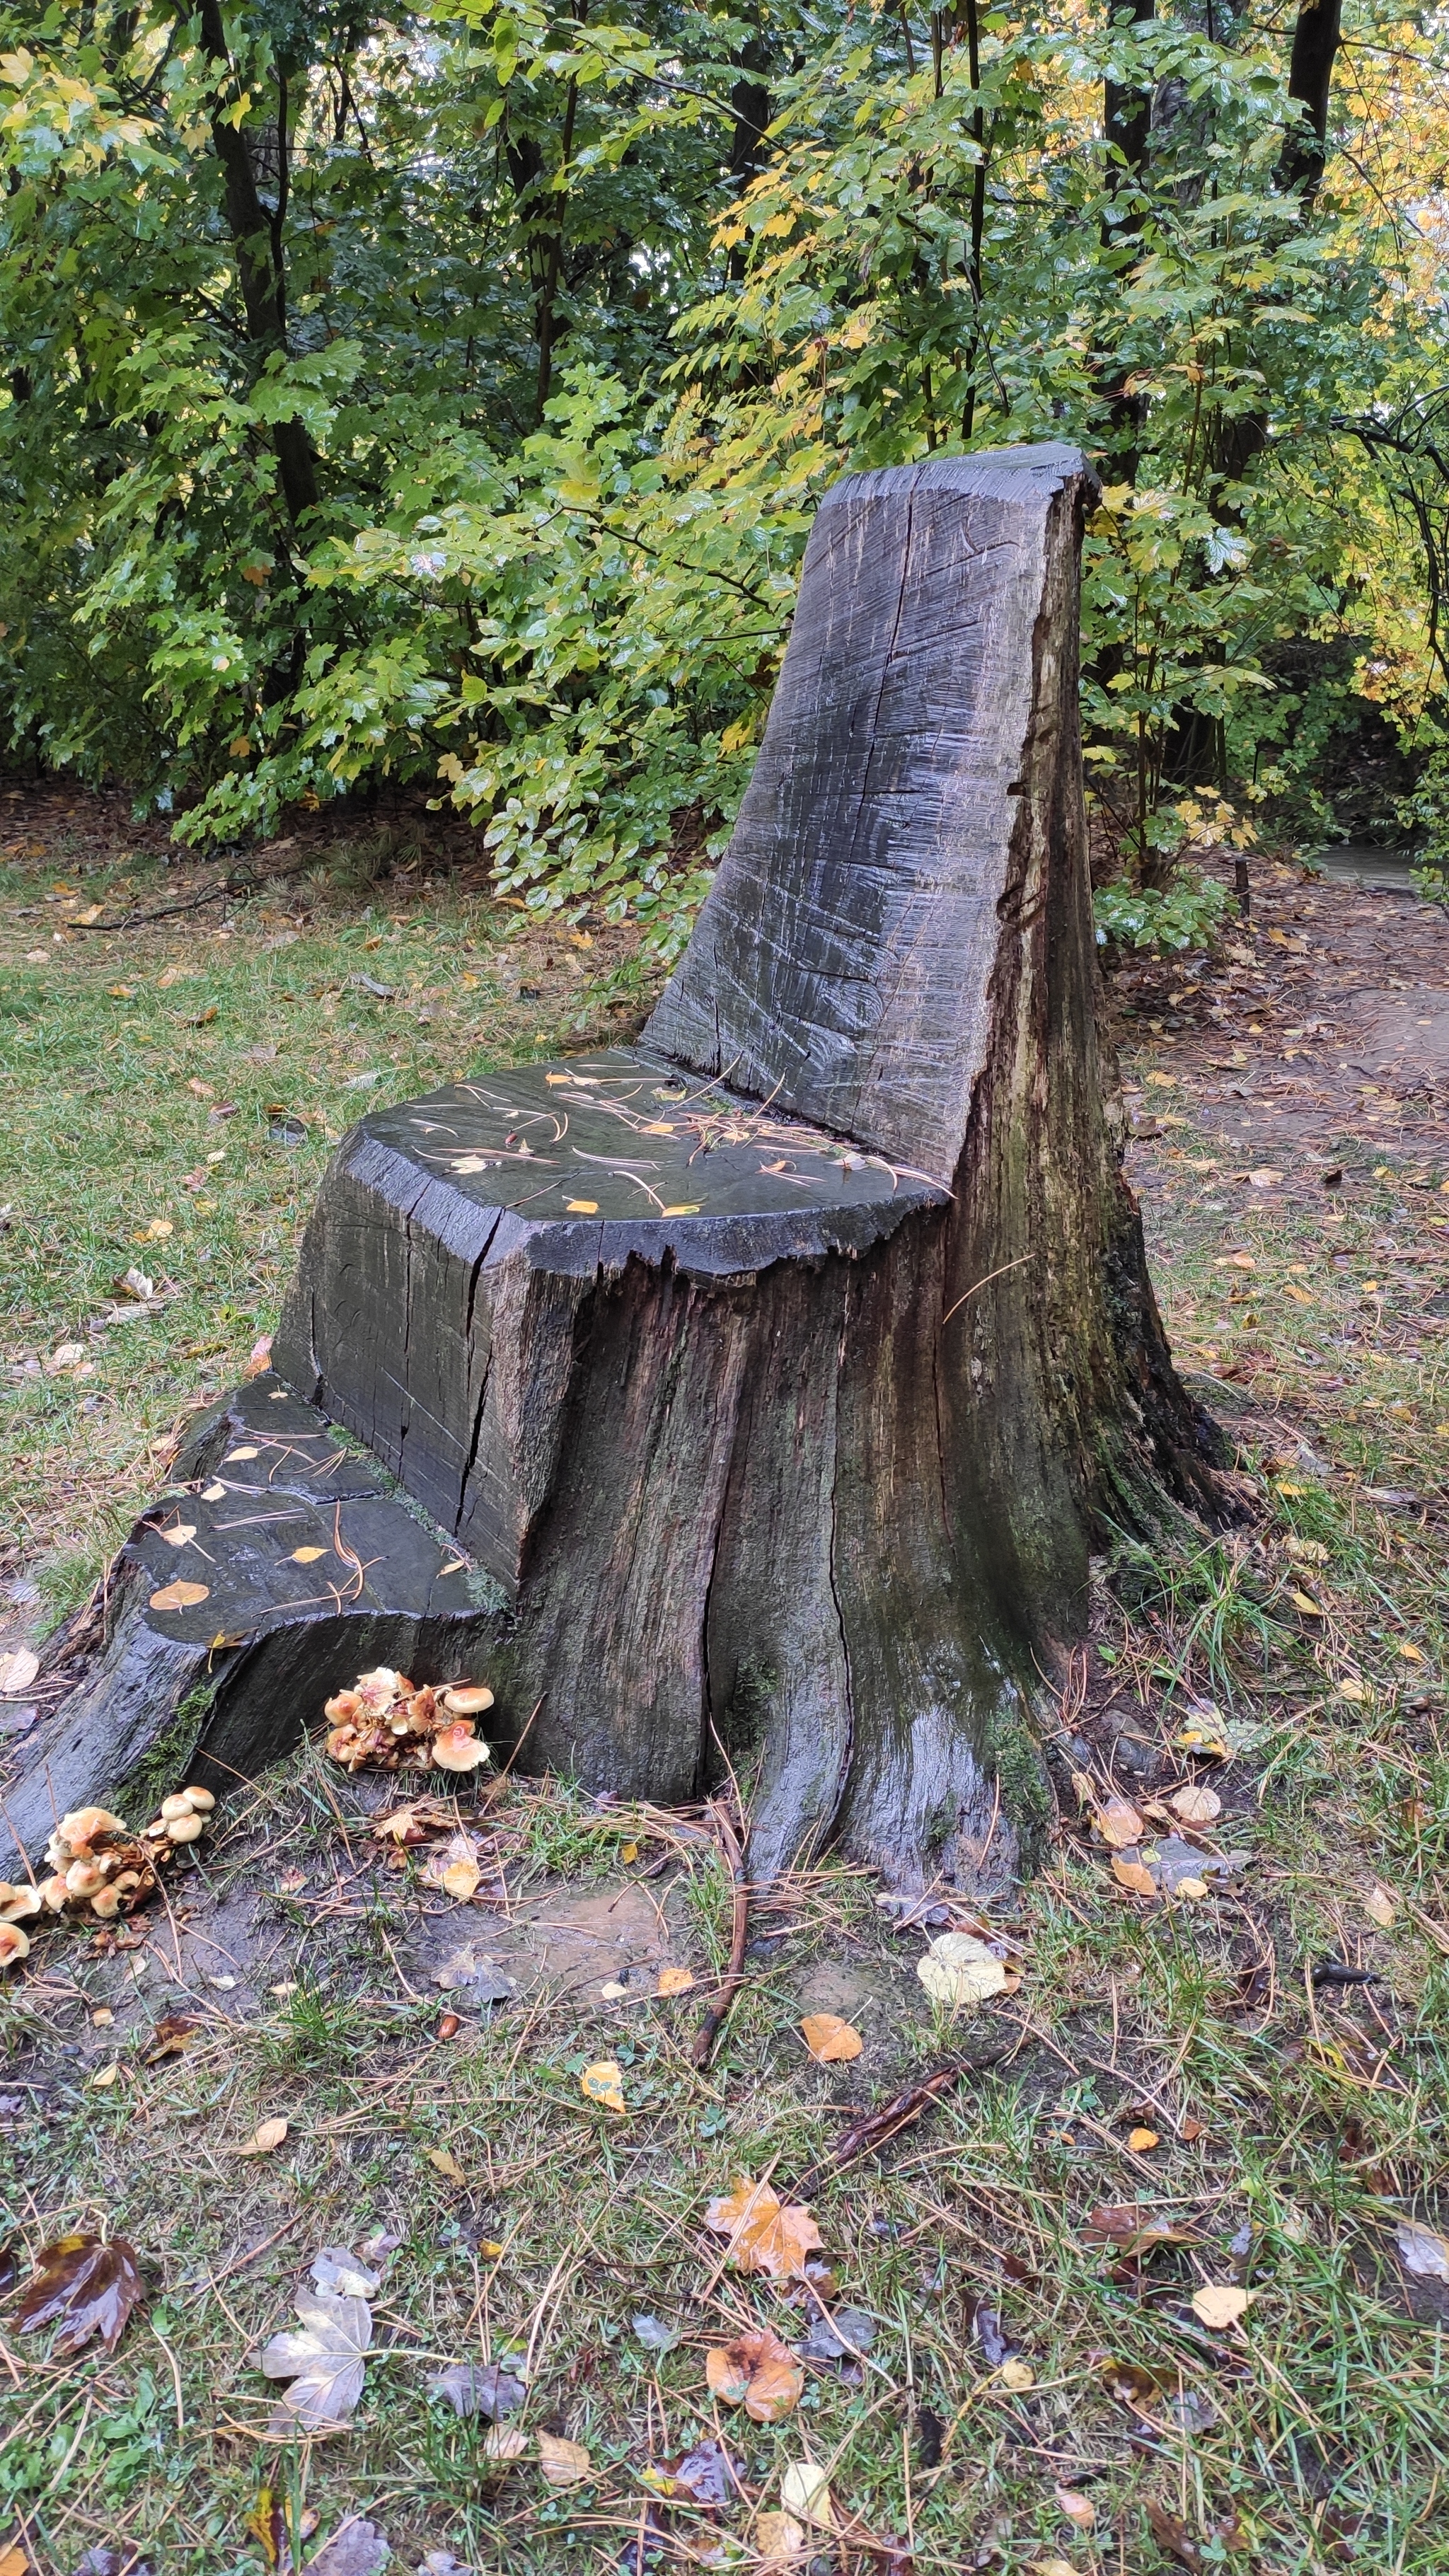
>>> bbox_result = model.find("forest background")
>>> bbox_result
[3,0,1449,952]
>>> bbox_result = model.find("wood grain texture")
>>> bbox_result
[645,444,1095,1183]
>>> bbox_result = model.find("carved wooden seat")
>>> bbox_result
[5,444,1220,1886]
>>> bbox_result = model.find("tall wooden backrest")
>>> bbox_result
[645,443,1096,1184]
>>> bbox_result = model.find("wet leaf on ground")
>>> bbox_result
[536,2433,591,2488]
[260,2289,371,2435]
[703,2177,824,2280]
[1395,2220,1449,2281]
[16,2233,144,2355]
[307,2524,391,2576]
[236,2118,289,2158]
[311,2246,382,2298]
[632,2313,679,2351]
[428,2360,527,2420]
[916,1932,1008,2005]
[1191,2282,1255,2328]
[1083,2205,1198,2261]
[705,2325,804,2422]
[799,2012,863,2062]
[797,2305,875,2363]
[779,2463,833,2529]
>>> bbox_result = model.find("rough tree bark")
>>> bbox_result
[4,445,1225,1890]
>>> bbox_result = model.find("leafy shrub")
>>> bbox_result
[1093,870,1229,954]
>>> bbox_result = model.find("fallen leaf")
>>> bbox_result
[1145,2501,1206,2570]
[579,2060,626,2114]
[1363,1884,1398,1928]
[799,2012,864,2063]
[0,2547,30,2576]
[1055,2487,1095,2531]
[536,2434,591,2488]
[426,2147,466,2183]
[1395,2220,1449,2282]
[158,1523,197,1549]
[1111,1855,1158,1898]
[1191,2282,1255,2329]
[1085,2205,1197,2261]
[1092,1795,1146,1849]
[565,1200,598,1215]
[481,2425,530,2462]
[0,1648,40,1697]
[704,2178,824,2280]
[755,2515,806,2570]
[142,2014,199,2064]
[797,2305,876,2363]
[1028,2562,1081,2576]
[1338,1676,1369,1703]
[1248,1168,1282,1187]
[88,2063,120,2090]
[307,2520,391,2576]
[779,2463,833,2529]
[226,1445,260,1462]
[311,2246,383,2298]
[657,1965,694,1997]
[441,1859,481,1902]
[706,2326,804,2423]
[148,1580,210,1612]
[429,2360,527,2420]
[1169,1785,1221,1825]
[236,2117,289,2157]
[916,1932,1008,2006]
[1398,1641,1426,1664]
[291,1546,326,1564]
[1098,2355,1163,2416]
[1000,2357,1035,2390]
[966,2299,1014,2366]
[16,2233,144,2355]
[1288,1588,1324,1617]
[632,2313,679,2351]
[261,2288,371,2434]
[1128,2127,1160,2152]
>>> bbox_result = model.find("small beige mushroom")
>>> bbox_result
[180,1785,216,1812]
[65,1859,107,1899]
[54,1806,128,1855]
[160,1792,194,1822]
[166,1813,205,1844]
[0,1921,31,1968]
[89,1885,122,1919]
[0,1881,42,1922]
[441,1684,495,1719]
[40,1873,69,1912]
[431,1721,492,1774]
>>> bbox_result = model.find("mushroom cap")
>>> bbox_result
[40,1874,69,1912]
[180,1785,216,1811]
[65,1860,106,1898]
[0,1883,42,1922]
[323,1689,363,1723]
[166,1813,205,1844]
[0,1921,30,1966]
[353,1667,400,1715]
[431,1722,492,1774]
[441,1684,495,1718]
[159,1793,194,1821]
[56,1806,128,1853]
[89,1887,122,1918]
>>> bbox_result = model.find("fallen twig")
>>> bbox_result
[61,855,311,934]
[690,1799,749,2070]
[792,2045,1009,2199]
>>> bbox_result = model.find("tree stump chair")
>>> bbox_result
[4,444,1223,1888]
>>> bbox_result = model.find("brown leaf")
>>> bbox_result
[536,2433,591,2488]
[16,2233,144,2355]
[1169,1785,1221,1826]
[579,2061,626,2114]
[142,2014,200,2064]
[426,2147,466,2183]
[236,2118,289,2157]
[703,2177,824,2280]
[1111,1855,1158,1898]
[657,1965,695,1997]
[1145,2500,1205,2570]
[799,2013,864,2064]
[705,2326,804,2422]
[1099,2355,1163,2417]
[1084,2205,1196,2261]
[1055,2487,1095,2531]
[1093,1796,1145,1849]
[147,1580,210,1612]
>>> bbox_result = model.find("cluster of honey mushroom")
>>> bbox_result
[323,1666,494,1774]
[0,1784,215,1967]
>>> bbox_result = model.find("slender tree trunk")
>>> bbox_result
[727,30,771,284]
[1278,0,1344,199]
[959,0,988,442]
[1102,0,1155,485]
[197,0,319,528]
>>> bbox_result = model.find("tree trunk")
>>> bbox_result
[1101,0,1155,483]
[197,0,319,529]
[5,445,1227,1892]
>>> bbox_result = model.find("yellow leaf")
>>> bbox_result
[620,1841,639,1864]
[704,2176,823,2280]
[1112,1855,1158,1898]
[159,1523,197,1549]
[799,2012,864,2063]
[236,2116,289,2156]
[1191,2282,1255,2329]
[660,1203,700,1216]
[754,2514,806,2570]
[1170,1784,1221,1825]
[580,2060,626,2113]
[565,1200,598,1214]
[441,1858,481,1901]
[1288,1588,1324,1615]
[1338,1675,1368,1702]
[657,1965,694,1996]
[917,1932,1009,2006]
[1398,1642,1426,1663]
[1145,1070,1177,1087]
[536,2433,591,2488]
[780,2463,833,2529]
[1128,2126,1160,2152]
[1092,1794,1145,1849]
[149,1580,211,1612]
[1363,1884,1397,1927]
[1000,2358,1034,2389]
[481,2425,529,2461]
[291,1546,326,1564]
[89,2062,120,2089]
[1055,2487,1096,2530]
[226,1445,260,1462]
[427,2146,466,2183]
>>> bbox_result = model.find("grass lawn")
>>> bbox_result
[1,809,1448,2576]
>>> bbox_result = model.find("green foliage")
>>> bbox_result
[1,0,1446,927]
[1093,865,1229,952]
